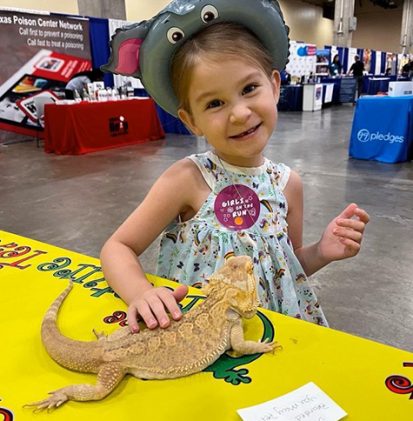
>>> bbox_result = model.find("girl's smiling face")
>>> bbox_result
[178,53,280,168]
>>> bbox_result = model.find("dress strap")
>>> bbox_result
[187,153,218,190]
[271,162,291,191]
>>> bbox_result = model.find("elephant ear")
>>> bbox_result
[101,20,153,79]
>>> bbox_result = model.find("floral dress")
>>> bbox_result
[156,150,328,326]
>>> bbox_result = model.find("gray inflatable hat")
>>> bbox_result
[102,0,290,117]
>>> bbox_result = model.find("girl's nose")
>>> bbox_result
[229,102,251,124]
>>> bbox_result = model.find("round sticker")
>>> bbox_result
[214,184,260,231]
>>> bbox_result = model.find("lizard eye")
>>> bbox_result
[201,5,219,23]
[166,27,185,44]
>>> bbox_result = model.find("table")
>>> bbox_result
[156,105,191,135]
[366,77,391,95]
[320,77,341,103]
[134,88,191,134]
[278,85,303,111]
[1,230,412,420]
[44,98,165,155]
[349,95,413,163]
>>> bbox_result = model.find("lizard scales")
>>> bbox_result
[28,256,276,410]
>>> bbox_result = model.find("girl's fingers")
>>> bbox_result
[127,306,140,333]
[334,227,363,243]
[339,237,361,253]
[127,287,188,333]
[145,295,171,328]
[355,207,370,223]
[336,218,366,233]
[136,299,159,329]
[158,289,183,320]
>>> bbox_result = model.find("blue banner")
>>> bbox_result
[349,96,413,163]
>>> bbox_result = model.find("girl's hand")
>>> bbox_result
[318,203,370,263]
[127,285,189,333]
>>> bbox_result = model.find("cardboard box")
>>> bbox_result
[388,81,413,97]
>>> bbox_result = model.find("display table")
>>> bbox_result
[44,98,165,155]
[349,95,413,163]
[278,85,303,111]
[1,230,412,420]
[366,77,391,95]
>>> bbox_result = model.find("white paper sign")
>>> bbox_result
[237,382,347,421]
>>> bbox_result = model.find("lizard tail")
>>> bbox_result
[41,282,102,374]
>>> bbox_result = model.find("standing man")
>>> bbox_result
[348,55,365,100]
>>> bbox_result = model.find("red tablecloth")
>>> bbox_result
[44,98,165,155]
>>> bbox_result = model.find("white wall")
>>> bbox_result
[125,0,168,21]
[0,0,78,14]
[0,0,403,52]
[353,1,403,52]
[280,0,334,48]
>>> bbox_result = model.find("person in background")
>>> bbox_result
[64,68,104,99]
[348,55,365,99]
[329,54,342,77]
[401,60,413,80]
[100,0,370,333]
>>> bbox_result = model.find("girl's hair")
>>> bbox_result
[171,22,274,113]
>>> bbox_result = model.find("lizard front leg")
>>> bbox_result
[230,321,278,355]
[25,363,126,410]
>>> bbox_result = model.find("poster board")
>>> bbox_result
[0,230,412,420]
[0,9,92,134]
[286,41,317,79]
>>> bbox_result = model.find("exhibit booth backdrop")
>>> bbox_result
[0,9,117,138]
[1,6,412,140]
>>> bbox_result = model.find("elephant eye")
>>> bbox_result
[166,27,185,44]
[201,5,219,23]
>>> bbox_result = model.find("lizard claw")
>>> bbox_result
[257,339,282,353]
[93,329,107,340]
[24,391,69,411]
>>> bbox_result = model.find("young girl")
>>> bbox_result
[101,0,369,333]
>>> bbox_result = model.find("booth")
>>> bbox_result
[43,98,165,155]
[349,95,413,163]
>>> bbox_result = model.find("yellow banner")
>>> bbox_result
[0,230,412,420]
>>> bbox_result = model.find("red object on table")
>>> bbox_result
[43,98,165,155]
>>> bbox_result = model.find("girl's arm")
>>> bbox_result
[100,158,205,332]
[284,170,369,276]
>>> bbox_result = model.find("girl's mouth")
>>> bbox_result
[229,123,262,139]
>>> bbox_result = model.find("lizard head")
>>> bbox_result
[203,256,259,319]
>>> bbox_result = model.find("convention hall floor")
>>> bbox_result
[1,104,412,352]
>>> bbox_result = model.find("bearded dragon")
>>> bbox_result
[27,256,276,410]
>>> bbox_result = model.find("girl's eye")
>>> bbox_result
[243,84,258,95]
[206,99,223,109]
